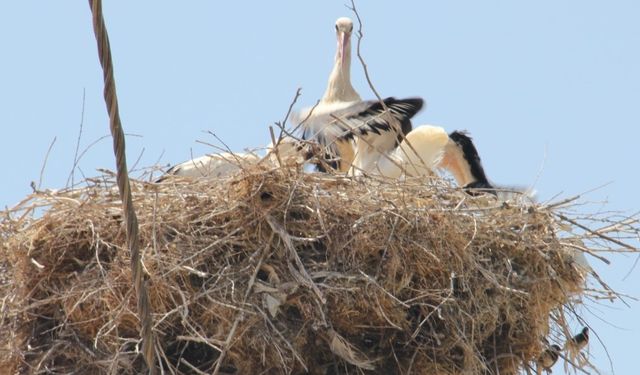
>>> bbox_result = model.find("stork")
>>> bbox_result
[296,17,359,172]
[156,136,308,181]
[297,17,424,173]
[156,151,260,181]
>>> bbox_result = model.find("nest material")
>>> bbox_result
[0,165,597,374]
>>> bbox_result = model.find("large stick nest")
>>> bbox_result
[0,164,623,374]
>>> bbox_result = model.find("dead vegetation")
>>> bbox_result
[1,162,634,374]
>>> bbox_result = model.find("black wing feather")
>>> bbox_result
[300,97,424,172]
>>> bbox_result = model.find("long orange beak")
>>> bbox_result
[439,140,473,187]
[339,31,350,65]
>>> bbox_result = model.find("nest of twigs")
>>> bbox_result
[0,163,628,374]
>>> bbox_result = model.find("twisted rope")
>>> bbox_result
[87,1,155,372]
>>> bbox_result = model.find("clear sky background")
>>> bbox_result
[1,2,638,374]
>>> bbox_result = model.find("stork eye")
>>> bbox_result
[335,24,339,32]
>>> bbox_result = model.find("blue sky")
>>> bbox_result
[1,2,638,373]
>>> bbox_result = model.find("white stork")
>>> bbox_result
[294,16,359,172]
[296,17,425,173]
[157,136,308,181]
[156,151,260,181]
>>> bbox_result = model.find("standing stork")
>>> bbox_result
[296,17,359,172]
[297,17,425,173]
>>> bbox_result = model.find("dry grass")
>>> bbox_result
[0,163,634,374]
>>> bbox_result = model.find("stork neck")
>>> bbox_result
[321,47,360,103]
[440,140,475,186]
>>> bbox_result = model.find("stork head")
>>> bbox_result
[443,131,495,195]
[322,17,360,102]
[335,17,354,65]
